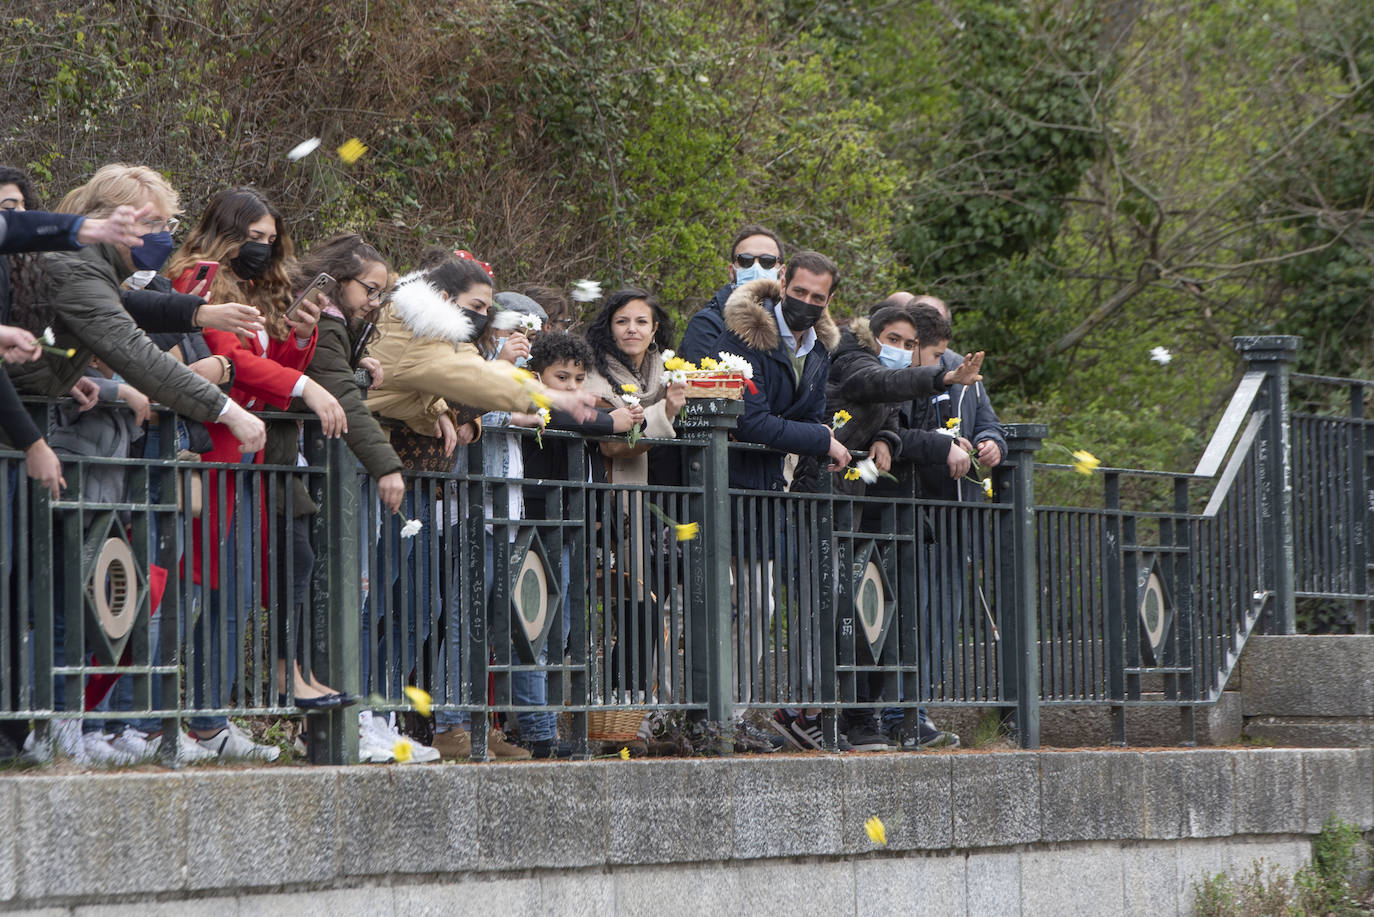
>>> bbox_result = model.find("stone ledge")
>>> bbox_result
[1241,635,1374,717]
[0,748,1367,909]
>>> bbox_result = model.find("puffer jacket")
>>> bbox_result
[367,275,540,438]
[794,317,950,495]
[3,244,226,443]
[677,282,732,365]
[709,278,838,492]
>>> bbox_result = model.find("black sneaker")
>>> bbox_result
[527,738,574,759]
[790,712,852,752]
[770,709,808,751]
[841,720,894,752]
[897,719,960,750]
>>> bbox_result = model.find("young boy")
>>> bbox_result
[518,333,641,757]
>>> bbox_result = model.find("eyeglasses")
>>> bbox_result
[347,277,385,303]
[734,253,779,270]
[137,216,181,233]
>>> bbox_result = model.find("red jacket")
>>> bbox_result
[190,329,317,587]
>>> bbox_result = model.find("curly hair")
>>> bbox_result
[528,331,595,374]
[165,187,296,339]
[581,287,674,379]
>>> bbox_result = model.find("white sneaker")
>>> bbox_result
[80,730,138,767]
[193,722,281,763]
[359,711,439,764]
[21,718,80,765]
[110,727,159,763]
[159,730,219,765]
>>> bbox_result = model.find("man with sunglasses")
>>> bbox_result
[678,224,786,364]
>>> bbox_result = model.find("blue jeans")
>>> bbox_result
[363,488,436,697]
[435,535,556,742]
[881,543,963,733]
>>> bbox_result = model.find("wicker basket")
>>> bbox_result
[685,373,746,400]
[587,709,648,742]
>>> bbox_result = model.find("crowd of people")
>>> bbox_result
[0,163,1001,766]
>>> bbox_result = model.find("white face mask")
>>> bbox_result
[877,342,912,369]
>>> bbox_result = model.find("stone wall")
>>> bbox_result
[0,748,1369,916]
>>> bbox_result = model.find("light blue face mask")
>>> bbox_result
[734,263,780,287]
[877,342,913,369]
[492,334,529,368]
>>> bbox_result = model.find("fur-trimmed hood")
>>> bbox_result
[722,278,840,354]
[387,274,475,346]
[849,316,878,353]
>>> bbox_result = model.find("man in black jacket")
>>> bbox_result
[678,224,786,365]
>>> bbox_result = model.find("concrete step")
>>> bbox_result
[926,691,1243,748]
[1238,634,1374,747]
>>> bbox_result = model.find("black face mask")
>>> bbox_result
[230,241,273,280]
[461,307,491,340]
[780,294,825,333]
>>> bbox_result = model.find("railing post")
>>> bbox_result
[1234,335,1300,634]
[1349,383,1370,634]
[307,435,361,765]
[995,423,1045,749]
[678,398,744,730]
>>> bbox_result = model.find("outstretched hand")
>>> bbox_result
[944,352,984,388]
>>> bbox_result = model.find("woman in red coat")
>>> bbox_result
[167,188,346,760]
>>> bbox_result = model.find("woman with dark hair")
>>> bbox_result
[582,289,687,705]
[582,288,686,484]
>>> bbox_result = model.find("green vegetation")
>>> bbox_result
[2,0,1370,473]
[1192,817,1372,916]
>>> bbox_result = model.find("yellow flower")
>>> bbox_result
[675,522,699,541]
[531,391,552,410]
[832,410,852,429]
[621,383,638,394]
[982,477,993,499]
[699,356,720,370]
[1072,450,1101,475]
[844,467,861,481]
[392,739,413,763]
[336,137,368,165]
[864,815,887,845]
[403,685,432,718]
[619,746,631,760]
[945,417,961,429]
[512,367,535,383]
[664,356,690,371]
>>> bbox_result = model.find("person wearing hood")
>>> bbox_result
[794,305,983,495]
[678,224,786,365]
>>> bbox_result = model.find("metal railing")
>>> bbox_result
[1,335,1364,760]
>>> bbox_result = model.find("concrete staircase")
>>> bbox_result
[1239,635,1374,746]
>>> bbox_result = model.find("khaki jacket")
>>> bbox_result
[367,275,537,436]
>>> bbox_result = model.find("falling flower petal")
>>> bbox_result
[285,137,322,161]
[1072,450,1101,475]
[336,137,368,164]
[403,685,433,718]
[675,522,699,541]
[1149,346,1173,365]
[571,279,603,303]
[864,815,887,845]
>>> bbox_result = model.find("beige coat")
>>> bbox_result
[584,349,677,485]
[367,275,538,435]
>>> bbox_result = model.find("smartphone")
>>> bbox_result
[173,260,219,294]
[286,272,335,320]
